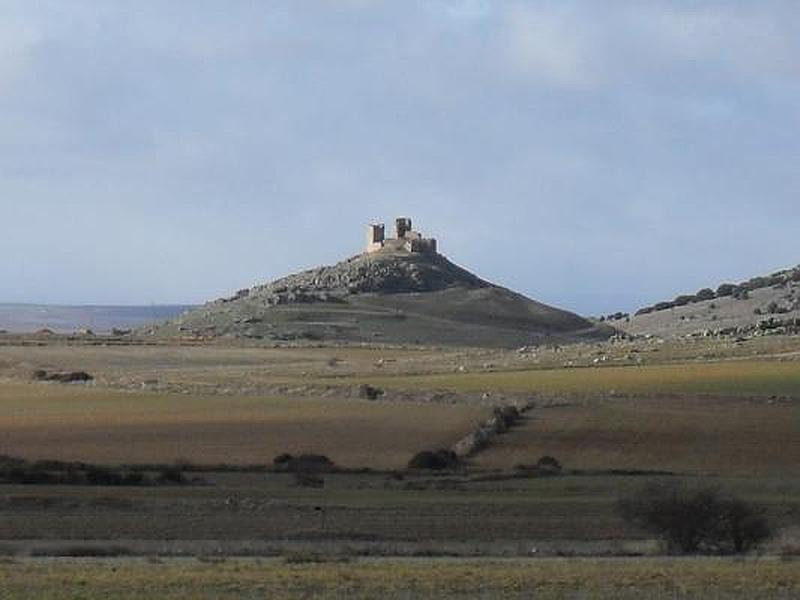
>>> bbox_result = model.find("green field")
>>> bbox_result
[355,359,800,398]
[0,557,796,599]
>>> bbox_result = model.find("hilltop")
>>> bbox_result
[612,264,800,339]
[150,218,609,347]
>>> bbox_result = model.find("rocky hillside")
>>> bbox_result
[150,249,609,347]
[614,264,800,339]
[225,250,489,303]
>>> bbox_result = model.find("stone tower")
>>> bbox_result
[366,223,385,253]
[395,217,412,239]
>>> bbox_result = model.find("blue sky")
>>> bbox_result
[1,1,798,315]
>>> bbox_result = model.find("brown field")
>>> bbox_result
[477,395,800,476]
[477,397,800,476]
[0,383,485,468]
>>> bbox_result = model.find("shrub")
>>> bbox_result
[357,384,384,400]
[121,472,146,486]
[273,453,293,468]
[156,466,187,485]
[535,455,562,474]
[0,456,158,486]
[273,453,336,473]
[32,371,94,383]
[408,449,459,471]
[30,545,132,557]
[85,466,125,486]
[618,481,771,554]
[695,288,716,301]
[716,283,738,297]
[604,312,629,321]
[719,496,772,554]
[492,406,521,432]
[283,551,350,564]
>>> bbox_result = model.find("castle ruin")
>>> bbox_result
[366,217,438,255]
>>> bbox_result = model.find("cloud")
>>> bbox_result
[0,18,42,91]
[442,0,492,21]
[501,3,599,89]
[0,2,798,313]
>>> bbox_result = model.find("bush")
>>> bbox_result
[408,449,459,471]
[720,496,772,554]
[357,384,384,400]
[273,453,293,468]
[618,481,771,554]
[273,453,336,473]
[716,283,738,297]
[31,370,94,383]
[0,455,202,487]
[85,466,126,486]
[156,466,187,485]
[695,288,716,301]
[535,455,562,475]
[492,406,521,432]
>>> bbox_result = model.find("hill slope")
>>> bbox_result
[616,264,800,339]
[151,250,609,347]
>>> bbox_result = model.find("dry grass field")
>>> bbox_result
[0,340,799,575]
[0,383,485,468]
[3,340,800,400]
[476,396,800,475]
[0,557,797,599]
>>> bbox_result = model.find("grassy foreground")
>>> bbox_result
[0,557,796,599]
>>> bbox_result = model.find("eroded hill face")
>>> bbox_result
[151,250,609,347]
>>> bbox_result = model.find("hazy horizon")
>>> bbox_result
[2,1,799,315]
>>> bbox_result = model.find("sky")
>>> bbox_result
[1,1,799,315]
